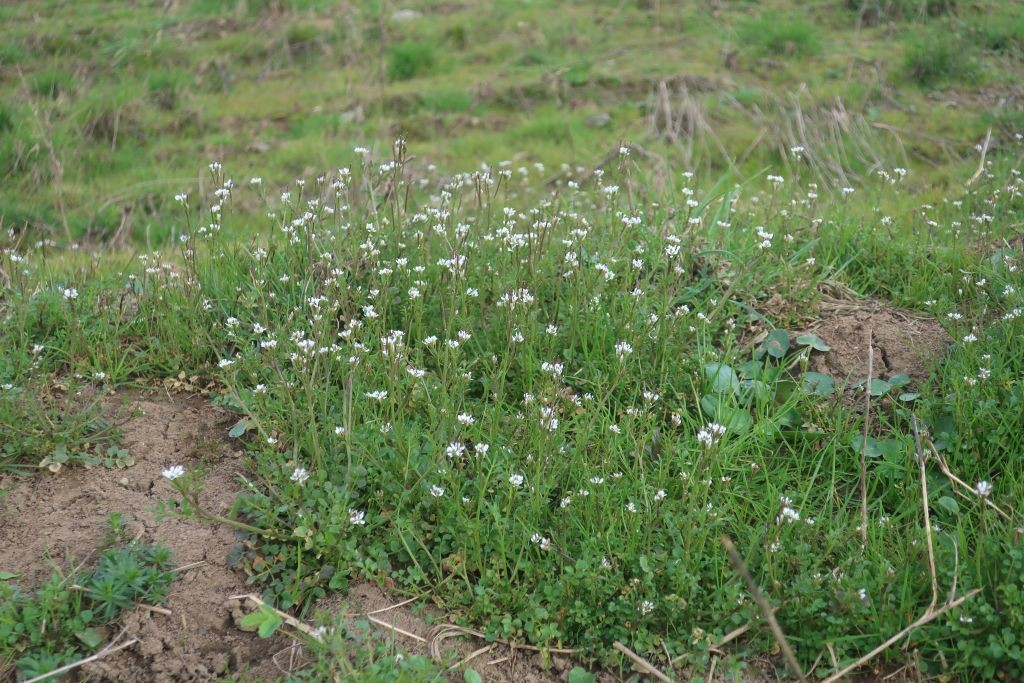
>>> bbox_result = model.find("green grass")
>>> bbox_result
[2,0,1024,679]
[903,28,977,86]
[738,13,822,57]
[4,147,1024,678]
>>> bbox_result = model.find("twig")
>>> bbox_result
[21,636,138,683]
[171,560,207,573]
[860,329,874,545]
[966,128,992,186]
[671,606,778,665]
[911,417,939,609]
[229,593,319,637]
[354,595,419,617]
[820,589,980,683]
[446,644,495,672]
[721,536,805,681]
[137,603,173,616]
[613,641,673,683]
[426,623,577,655]
[367,614,426,643]
[929,440,1015,523]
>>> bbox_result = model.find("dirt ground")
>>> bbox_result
[801,303,951,386]
[0,392,287,682]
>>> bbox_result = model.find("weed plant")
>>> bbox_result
[0,543,174,680]
[1,141,1005,677]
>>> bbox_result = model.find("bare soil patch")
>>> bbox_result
[802,304,951,385]
[0,392,286,682]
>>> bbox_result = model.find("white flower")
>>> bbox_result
[291,467,310,484]
[445,442,466,459]
[474,443,490,456]
[457,413,475,426]
[174,193,188,203]
[697,422,726,448]
[615,341,633,360]
[218,358,234,368]
[348,509,367,526]
[430,485,445,498]
[976,480,993,498]
[62,288,79,300]
[638,600,655,616]
[162,465,185,481]
[364,390,388,401]
[509,473,525,488]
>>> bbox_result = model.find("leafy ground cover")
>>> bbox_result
[2,0,1024,681]
[3,144,1024,679]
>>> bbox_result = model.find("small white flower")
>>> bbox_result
[348,509,367,526]
[509,473,525,488]
[162,465,185,481]
[430,485,445,498]
[291,467,310,484]
[457,412,475,426]
[218,358,234,368]
[62,288,79,300]
[638,599,655,616]
[976,480,993,498]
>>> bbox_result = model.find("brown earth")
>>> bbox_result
[0,392,287,682]
[802,305,951,386]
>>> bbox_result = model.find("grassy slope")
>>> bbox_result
[3,1,1024,681]
[2,0,1022,242]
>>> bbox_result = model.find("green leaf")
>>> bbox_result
[0,571,18,580]
[239,606,283,639]
[795,333,830,352]
[898,392,920,402]
[802,371,835,396]
[228,419,252,439]
[859,378,891,396]
[888,374,911,388]
[936,496,960,516]
[757,329,791,359]
[568,668,596,683]
[464,669,484,683]
[700,394,753,433]
[75,628,104,649]
[703,363,740,394]
[850,434,883,458]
